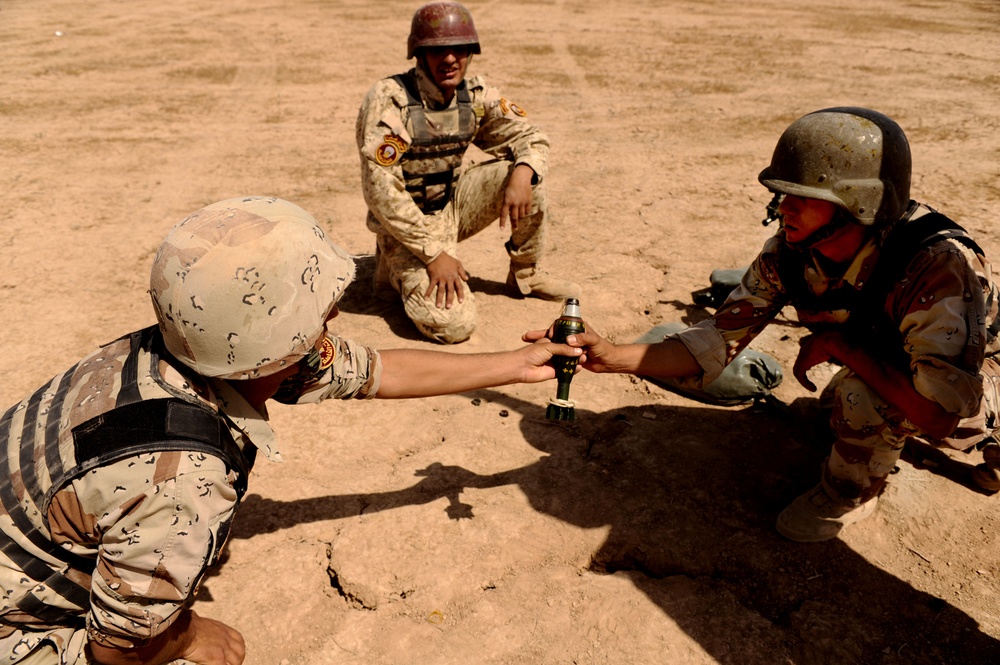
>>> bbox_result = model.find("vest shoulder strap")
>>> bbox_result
[390,73,475,148]
[64,398,255,504]
[860,211,983,314]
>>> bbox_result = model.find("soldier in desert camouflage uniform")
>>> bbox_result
[356,1,580,344]
[0,197,580,664]
[534,108,1000,542]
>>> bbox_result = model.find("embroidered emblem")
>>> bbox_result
[375,134,407,166]
[319,336,336,370]
[509,102,527,117]
[499,97,510,115]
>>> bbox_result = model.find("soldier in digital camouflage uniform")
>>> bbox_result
[356,0,580,344]
[538,108,1000,542]
[0,196,580,664]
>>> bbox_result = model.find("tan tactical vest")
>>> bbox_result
[0,326,252,629]
[392,73,478,213]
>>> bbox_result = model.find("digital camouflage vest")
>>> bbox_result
[392,72,478,213]
[0,326,253,629]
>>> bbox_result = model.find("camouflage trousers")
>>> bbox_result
[822,357,1000,505]
[371,158,549,344]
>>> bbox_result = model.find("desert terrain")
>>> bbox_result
[1,0,999,663]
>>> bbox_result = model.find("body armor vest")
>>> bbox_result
[0,326,253,629]
[777,212,998,369]
[392,73,478,213]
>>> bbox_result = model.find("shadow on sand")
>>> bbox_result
[229,391,999,664]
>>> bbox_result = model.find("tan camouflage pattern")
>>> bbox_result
[376,159,548,343]
[1,327,380,663]
[357,66,551,343]
[150,196,356,380]
[672,203,1000,501]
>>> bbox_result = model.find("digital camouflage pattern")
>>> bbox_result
[375,158,549,343]
[0,325,381,664]
[357,66,551,343]
[151,197,356,380]
[672,203,1000,503]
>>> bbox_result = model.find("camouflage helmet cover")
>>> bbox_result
[758,107,912,226]
[407,1,481,59]
[150,196,355,380]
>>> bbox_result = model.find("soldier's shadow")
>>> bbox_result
[229,390,999,664]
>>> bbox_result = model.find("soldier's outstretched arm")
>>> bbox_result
[375,342,583,399]
[522,327,702,379]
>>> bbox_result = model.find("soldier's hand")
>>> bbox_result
[500,164,535,231]
[425,252,469,309]
[517,338,585,383]
[564,330,617,374]
[523,324,613,373]
[793,331,845,392]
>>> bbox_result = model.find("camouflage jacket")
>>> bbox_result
[0,325,380,659]
[356,65,549,264]
[673,202,1000,419]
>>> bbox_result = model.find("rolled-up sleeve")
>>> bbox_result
[673,241,788,386]
[273,334,382,405]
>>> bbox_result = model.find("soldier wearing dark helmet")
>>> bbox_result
[535,107,1000,542]
[357,1,580,344]
[0,197,582,664]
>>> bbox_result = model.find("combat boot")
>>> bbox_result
[776,483,878,543]
[971,441,1000,493]
[506,263,581,301]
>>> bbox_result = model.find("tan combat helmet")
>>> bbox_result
[758,107,912,226]
[407,1,481,59]
[150,196,355,380]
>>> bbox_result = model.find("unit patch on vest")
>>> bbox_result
[509,102,527,117]
[319,336,336,369]
[375,134,407,167]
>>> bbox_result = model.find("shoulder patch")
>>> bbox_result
[319,336,336,370]
[509,101,527,117]
[375,134,407,167]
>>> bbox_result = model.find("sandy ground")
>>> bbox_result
[2,0,999,663]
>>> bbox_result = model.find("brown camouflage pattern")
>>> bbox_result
[673,204,1000,502]
[1,327,380,663]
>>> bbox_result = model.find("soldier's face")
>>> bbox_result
[778,195,837,245]
[421,45,471,96]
